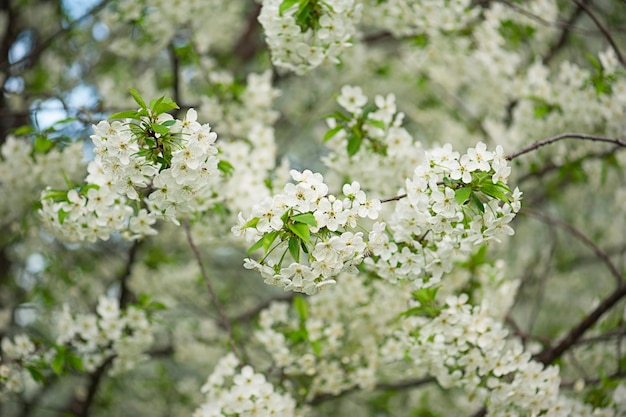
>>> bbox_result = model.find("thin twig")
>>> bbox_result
[183,219,242,361]
[380,193,407,203]
[506,133,626,160]
[572,0,626,69]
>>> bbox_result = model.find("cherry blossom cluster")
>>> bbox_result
[405,295,613,416]
[0,135,84,227]
[362,0,479,37]
[193,353,296,417]
[0,334,40,395]
[55,296,155,375]
[233,170,381,294]
[365,142,521,288]
[258,0,362,74]
[100,0,246,58]
[255,274,416,401]
[0,297,156,397]
[323,85,424,195]
[39,104,222,242]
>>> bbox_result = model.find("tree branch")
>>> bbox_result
[535,283,626,365]
[506,133,626,160]
[572,0,626,69]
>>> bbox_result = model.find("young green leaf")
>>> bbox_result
[291,212,317,227]
[241,217,260,229]
[109,110,140,120]
[279,0,299,15]
[288,236,300,262]
[454,187,472,205]
[263,231,279,252]
[347,135,362,156]
[323,125,343,142]
[293,295,308,321]
[288,222,311,243]
[247,236,265,256]
[129,88,147,110]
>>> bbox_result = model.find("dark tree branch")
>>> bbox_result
[233,2,263,64]
[506,133,626,160]
[535,283,626,365]
[380,193,407,203]
[572,0,626,69]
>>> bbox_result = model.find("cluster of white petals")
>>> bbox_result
[0,136,84,226]
[366,142,521,288]
[39,109,220,242]
[406,295,614,417]
[0,334,39,395]
[258,0,362,74]
[193,353,296,417]
[255,274,414,401]
[234,170,381,294]
[55,296,155,375]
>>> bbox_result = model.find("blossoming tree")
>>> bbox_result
[1,0,626,416]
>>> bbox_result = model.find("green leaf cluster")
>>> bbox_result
[109,89,181,170]
[400,287,442,318]
[245,210,318,269]
[324,109,388,157]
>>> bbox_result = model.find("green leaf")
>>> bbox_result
[161,119,177,127]
[480,183,509,202]
[291,212,317,227]
[129,88,147,110]
[218,160,235,176]
[288,222,311,243]
[67,354,83,371]
[248,236,265,256]
[323,125,343,142]
[293,295,308,321]
[288,236,300,262]
[150,122,170,136]
[34,135,54,154]
[365,119,386,130]
[51,350,65,375]
[13,125,35,136]
[26,365,45,383]
[263,231,279,252]
[147,301,167,311]
[242,217,260,229]
[454,187,472,205]
[311,340,322,356]
[279,0,299,15]
[347,135,362,156]
[109,110,139,120]
[472,193,484,213]
[151,97,179,115]
[58,209,69,225]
